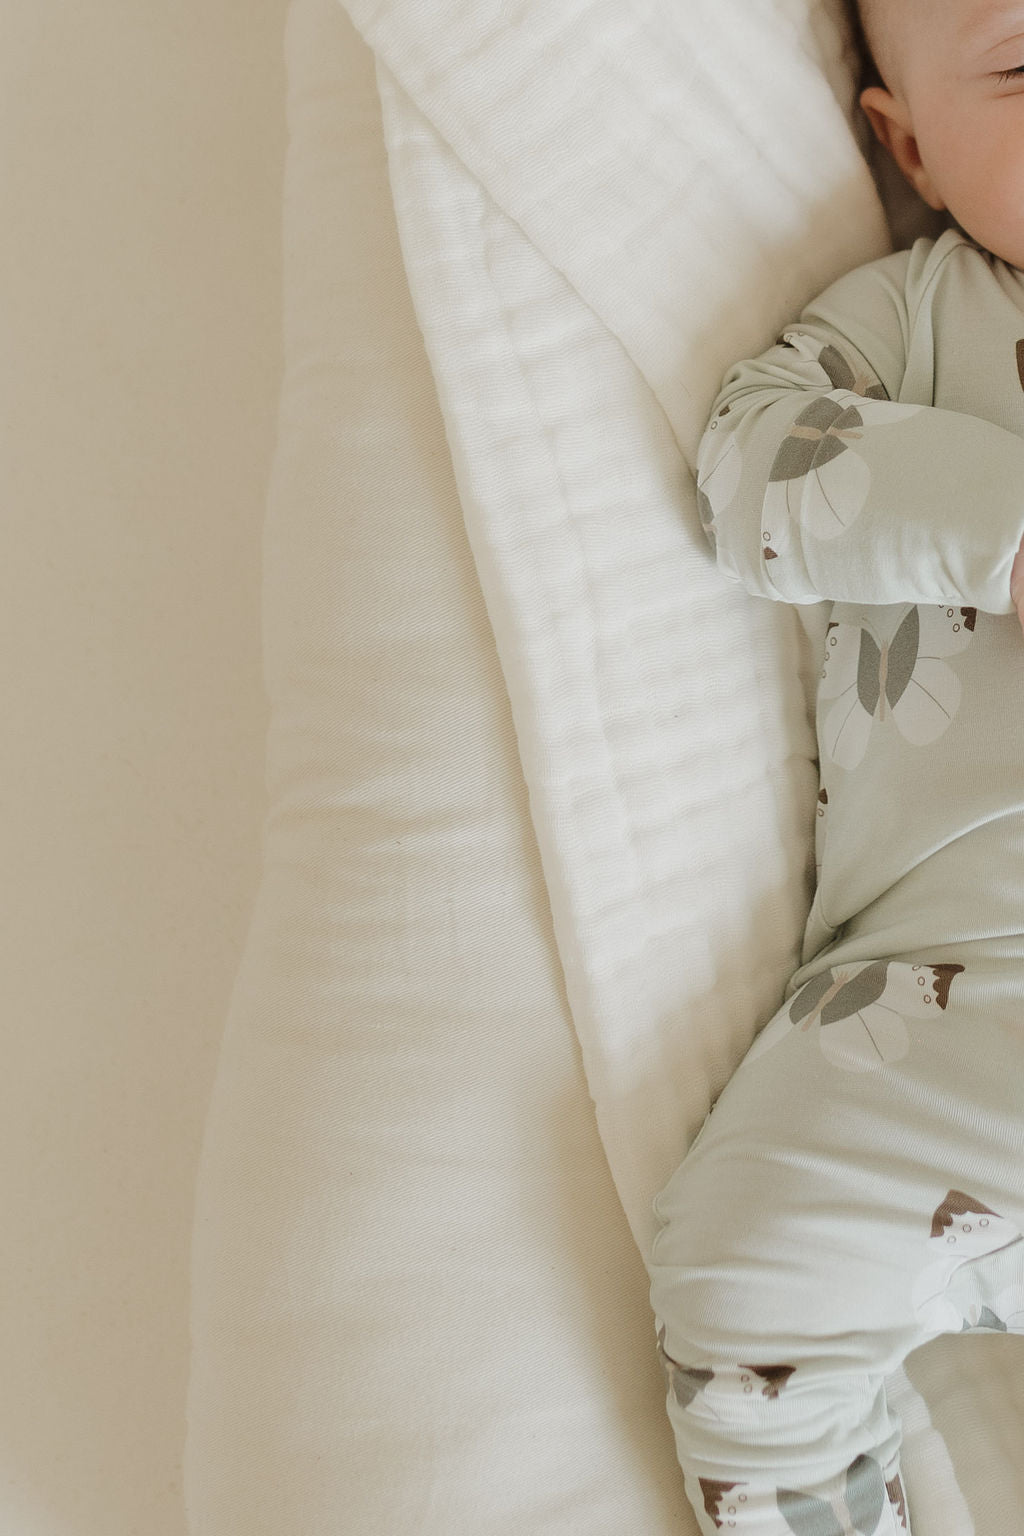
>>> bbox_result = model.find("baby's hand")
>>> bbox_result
[1012,532,1024,638]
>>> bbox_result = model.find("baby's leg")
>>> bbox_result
[650,1152,914,1532]
[649,990,956,1535]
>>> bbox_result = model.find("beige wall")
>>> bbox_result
[0,4,286,1531]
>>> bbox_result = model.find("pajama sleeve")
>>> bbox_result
[696,253,1024,613]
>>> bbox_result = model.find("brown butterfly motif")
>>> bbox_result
[761,333,922,561]
[819,603,975,770]
[744,959,963,1073]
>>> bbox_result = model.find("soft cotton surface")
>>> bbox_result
[186,2,1024,1531]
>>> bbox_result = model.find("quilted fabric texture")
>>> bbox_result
[361,0,893,1262]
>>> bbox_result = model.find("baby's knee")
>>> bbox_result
[648,1148,905,1472]
[649,1143,862,1377]
[649,1235,790,1403]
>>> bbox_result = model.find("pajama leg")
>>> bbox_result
[652,1322,911,1534]
[648,995,950,1535]
[649,1155,915,1535]
[649,953,1024,1534]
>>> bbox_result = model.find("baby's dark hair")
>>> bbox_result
[846,0,885,92]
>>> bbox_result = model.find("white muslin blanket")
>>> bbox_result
[356,0,884,1258]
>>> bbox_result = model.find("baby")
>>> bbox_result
[649,3,1024,1532]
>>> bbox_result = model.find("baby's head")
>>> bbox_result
[854,0,1024,267]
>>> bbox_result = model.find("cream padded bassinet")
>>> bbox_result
[185,3,1024,1531]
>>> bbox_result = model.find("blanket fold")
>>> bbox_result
[345,0,892,1258]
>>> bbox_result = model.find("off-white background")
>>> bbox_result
[0,4,287,1531]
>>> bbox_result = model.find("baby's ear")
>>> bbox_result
[859,86,947,212]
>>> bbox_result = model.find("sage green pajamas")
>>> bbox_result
[649,228,1024,1534]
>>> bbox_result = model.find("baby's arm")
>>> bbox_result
[697,255,1024,620]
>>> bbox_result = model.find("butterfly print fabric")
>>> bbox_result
[819,604,975,771]
[654,230,1024,1536]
